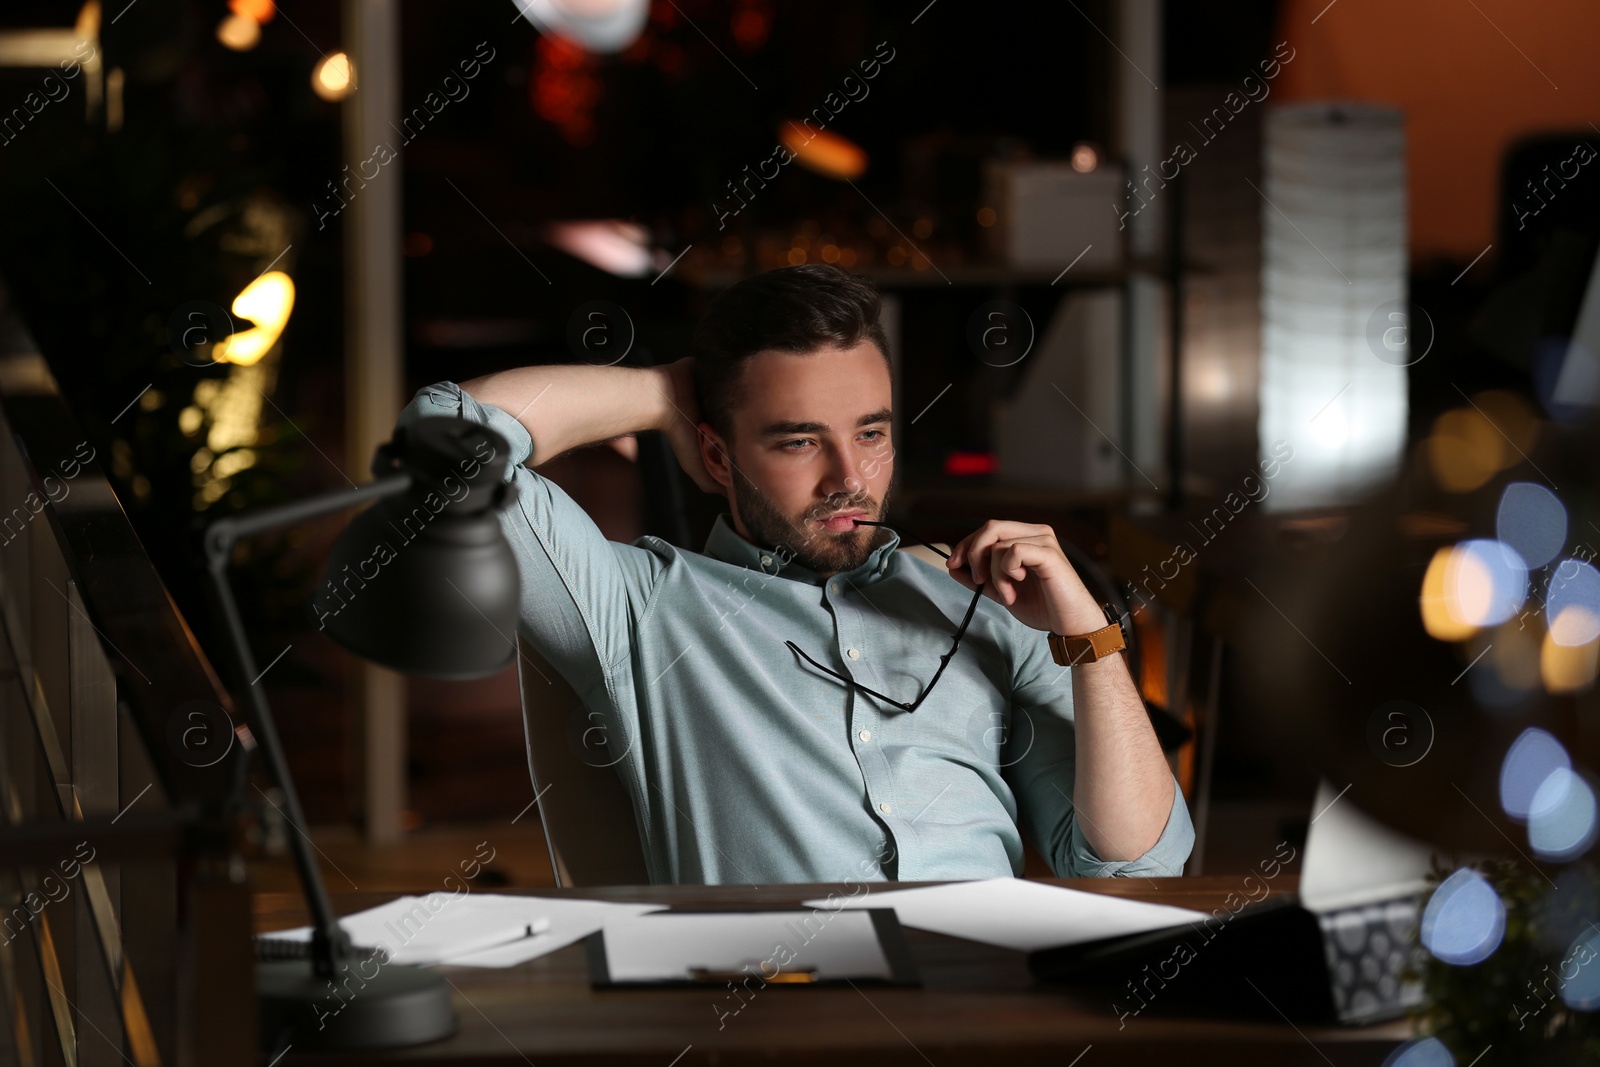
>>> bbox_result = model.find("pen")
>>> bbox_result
[689,967,818,984]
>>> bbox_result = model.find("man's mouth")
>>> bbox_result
[815,509,868,533]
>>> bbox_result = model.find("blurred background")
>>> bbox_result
[2,0,1599,908]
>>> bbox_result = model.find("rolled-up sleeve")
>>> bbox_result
[1002,633,1195,878]
[1056,781,1193,877]
[395,381,666,698]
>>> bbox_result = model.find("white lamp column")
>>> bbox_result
[1259,103,1408,511]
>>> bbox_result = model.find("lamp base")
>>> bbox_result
[258,959,458,1051]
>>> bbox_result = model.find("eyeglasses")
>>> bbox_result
[783,520,985,713]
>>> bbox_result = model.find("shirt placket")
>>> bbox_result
[824,572,913,881]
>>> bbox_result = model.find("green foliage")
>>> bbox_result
[1411,857,1600,1066]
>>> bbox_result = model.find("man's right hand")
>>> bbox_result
[655,358,722,495]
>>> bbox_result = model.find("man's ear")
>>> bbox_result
[697,422,735,492]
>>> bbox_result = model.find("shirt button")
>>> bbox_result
[760,554,772,566]
[846,647,861,660]
[831,581,843,594]
[879,802,892,814]
[858,729,871,742]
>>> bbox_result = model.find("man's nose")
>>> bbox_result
[824,447,865,497]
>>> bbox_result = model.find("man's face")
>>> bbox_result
[701,341,895,577]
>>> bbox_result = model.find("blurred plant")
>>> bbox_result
[1411,857,1600,1066]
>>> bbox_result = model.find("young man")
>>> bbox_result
[398,264,1192,885]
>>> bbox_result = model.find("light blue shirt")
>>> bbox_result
[399,382,1194,885]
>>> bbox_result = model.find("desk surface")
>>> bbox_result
[255,877,1416,1067]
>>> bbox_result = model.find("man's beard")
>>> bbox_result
[729,462,892,575]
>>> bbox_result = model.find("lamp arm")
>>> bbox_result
[205,474,413,557]
[201,473,411,978]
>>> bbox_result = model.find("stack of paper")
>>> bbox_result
[802,877,1208,952]
[264,892,669,968]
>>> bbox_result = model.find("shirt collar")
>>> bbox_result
[701,512,901,585]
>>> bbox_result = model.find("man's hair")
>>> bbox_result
[692,264,891,442]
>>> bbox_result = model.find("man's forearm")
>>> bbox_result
[1070,654,1176,862]
[459,365,673,467]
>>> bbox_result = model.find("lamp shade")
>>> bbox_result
[1259,102,1408,511]
[312,417,520,679]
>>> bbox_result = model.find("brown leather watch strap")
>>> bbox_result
[1048,621,1126,666]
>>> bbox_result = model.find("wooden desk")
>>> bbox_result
[255,877,1415,1066]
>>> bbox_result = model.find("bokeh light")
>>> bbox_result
[1542,627,1600,693]
[1529,769,1599,861]
[1495,482,1567,569]
[216,272,294,366]
[312,52,355,102]
[546,220,651,276]
[1561,929,1600,1010]
[1448,540,1527,627]
[511,0,649,54]
[1381,1037,1454,1067]
[1424,392,1539,494]
[216,13,260,50]
[1420,547,1476,641]
[779,125,868,180]
[1532,865,1600,956]
[230,0,276,20]
[1426,408,1504,492]
[1501,727,1571,820]
[1420,868,1506,965]
[1547,560,1600,647]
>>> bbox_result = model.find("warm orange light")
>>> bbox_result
[229,0,275,22]
[1427,407,1504,493]
[312,52,354,102]
[1542,621,1600,693]
[1473,389,1539,454]
[75,2,100,41]
[1071,142,1100,173]
[780,124,868,180]
[1419,546,1477,641]
[217,13,260,50]
[217,272,294,366]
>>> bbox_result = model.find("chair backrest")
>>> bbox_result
[516,543,949,888]
[516,636,652,887]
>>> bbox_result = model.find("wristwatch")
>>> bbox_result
[1048,603,1128,666]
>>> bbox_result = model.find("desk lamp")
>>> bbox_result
[201,417,519,1051]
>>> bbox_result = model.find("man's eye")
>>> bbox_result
[861,430,885,442]
[781,439,811,451]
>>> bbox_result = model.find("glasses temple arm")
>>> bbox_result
[851,519,954,562]
[783,640,916,713]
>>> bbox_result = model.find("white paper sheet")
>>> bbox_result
[440,899,670,968]
[802,877,1208,953]
[264,892,670,967]
[597,910,893,982]
[1299,778,1435,913]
